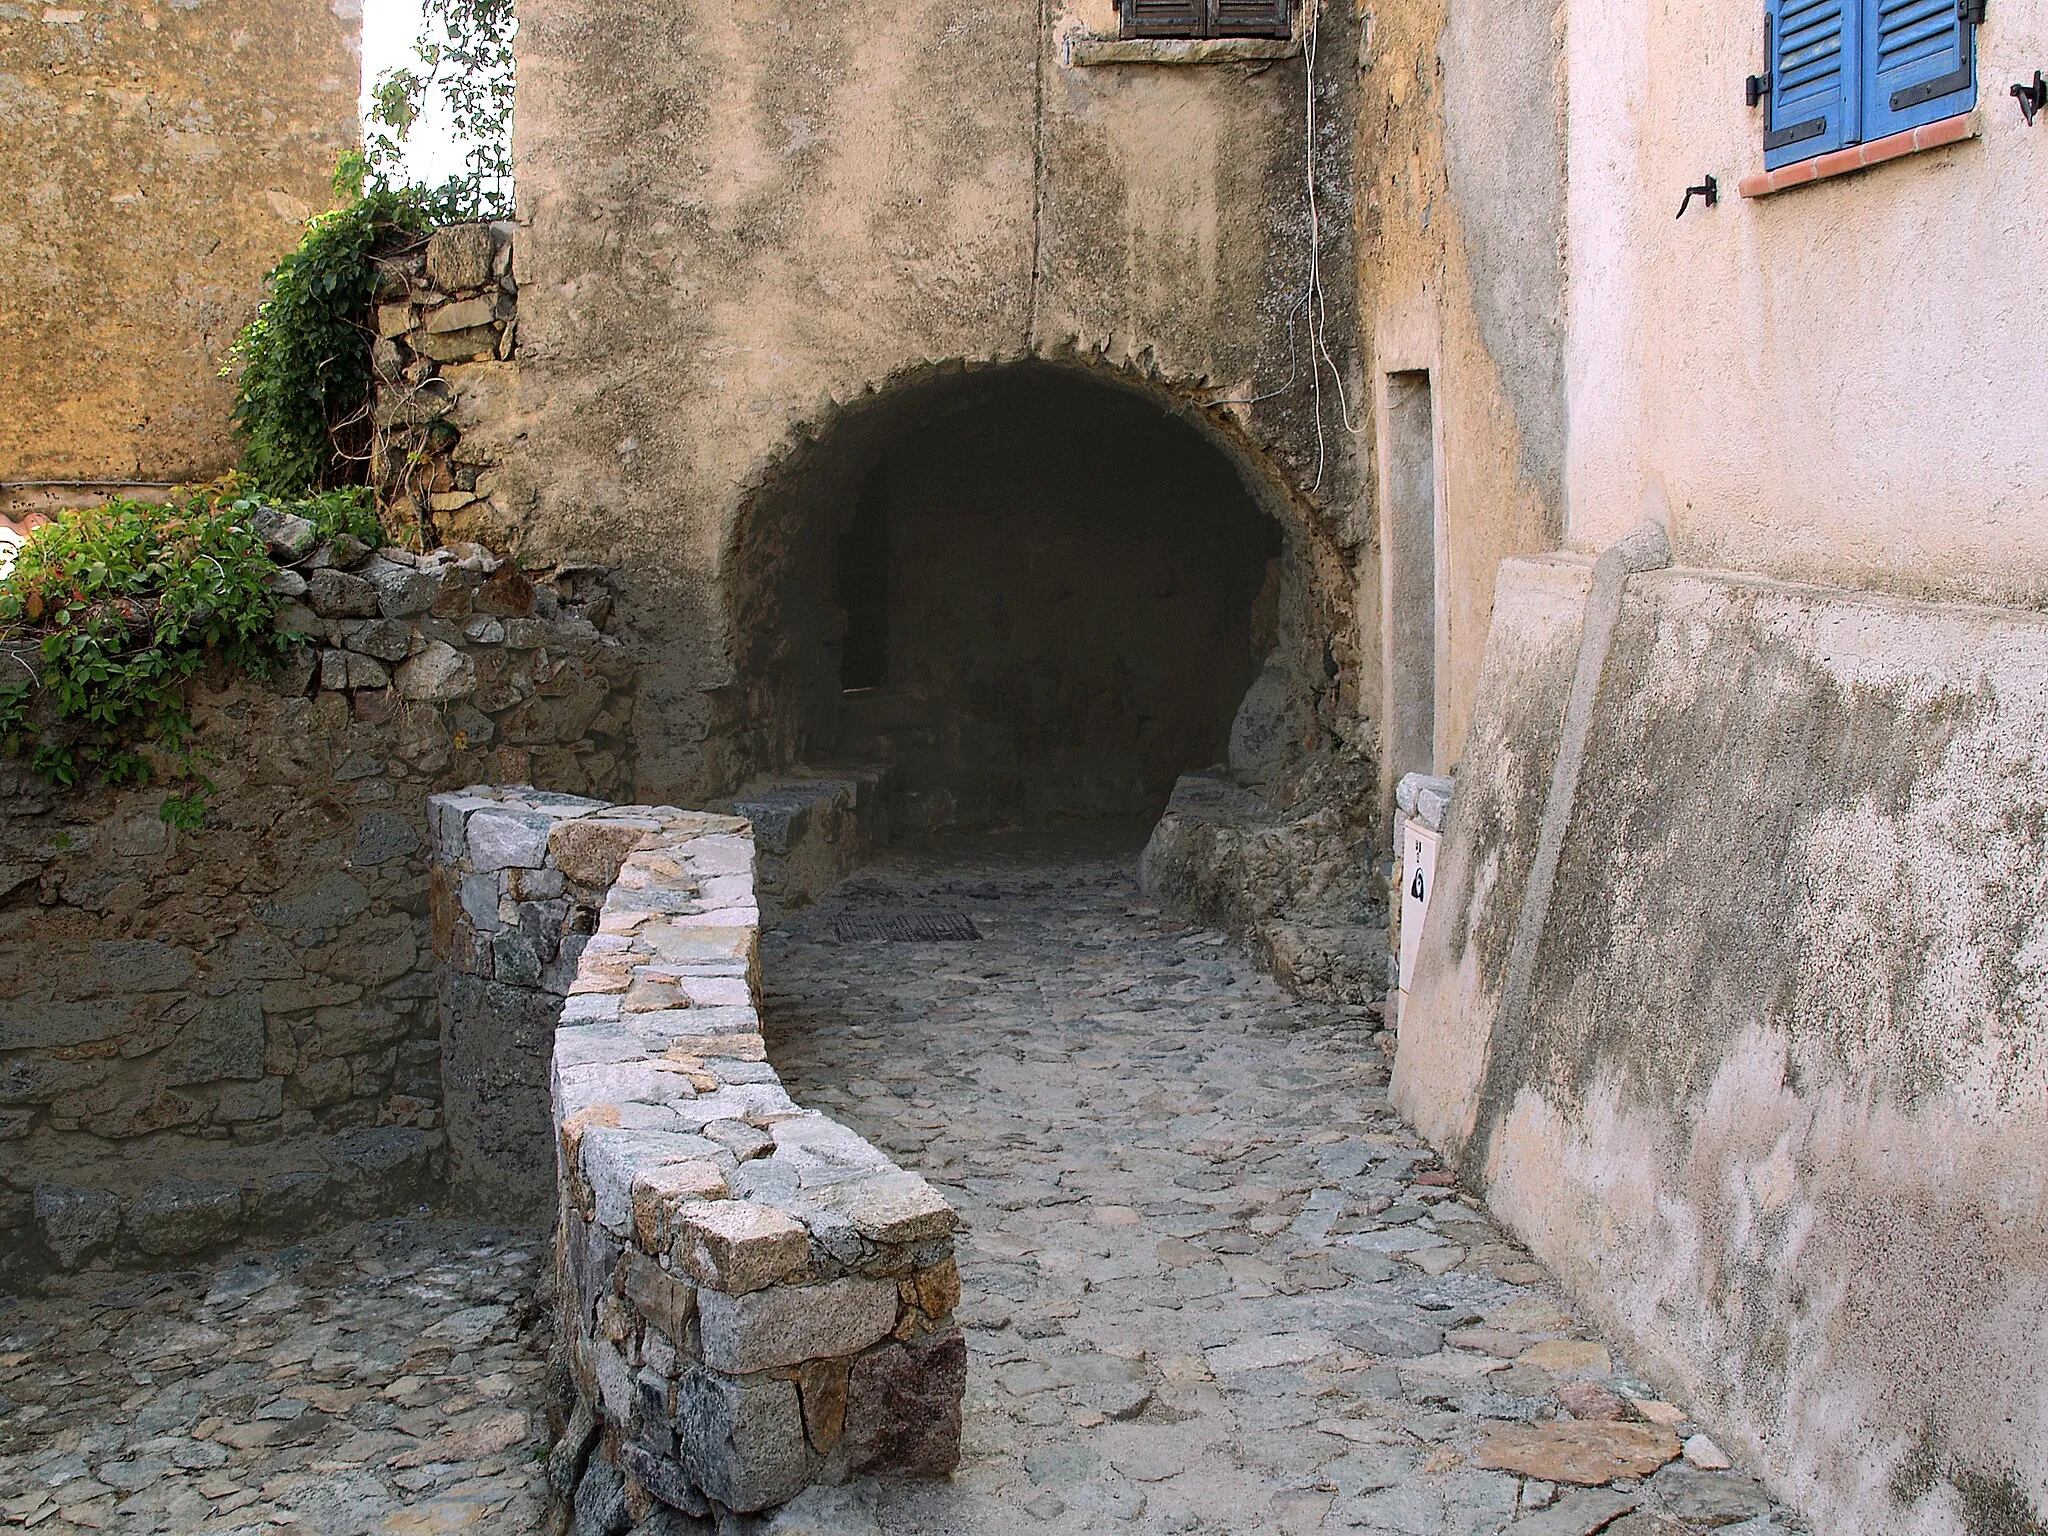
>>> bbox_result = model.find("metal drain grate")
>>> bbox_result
[833,912,983,943]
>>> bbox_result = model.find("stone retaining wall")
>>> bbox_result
[0,526,630,1285]
[426,786,964,1520]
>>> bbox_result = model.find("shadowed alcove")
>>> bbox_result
[725,362,1292,835]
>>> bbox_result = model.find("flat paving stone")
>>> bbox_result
[0,1222,548,1536]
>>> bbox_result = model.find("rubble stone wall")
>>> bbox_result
[366,221,524,552]
[426,786,964,1520]
[0,529,631,1285]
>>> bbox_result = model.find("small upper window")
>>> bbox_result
[1120,0,1294,41]
[1761,0,1980,169]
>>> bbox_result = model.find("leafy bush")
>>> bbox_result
[299,485,385,546]
[367,0,515,214]
[0,488,312,809]
[225,160,480,498]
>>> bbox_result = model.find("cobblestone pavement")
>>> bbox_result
[0,1223,550,1535]
[757,836,1802,1536]
[1,835,1806,1536]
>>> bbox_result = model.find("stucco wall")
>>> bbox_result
[1354,0,1565,782]
[0,0,360,483]
[1394,556,2048,1535]
[1565,6,2048,602]
[506,0,1362,804]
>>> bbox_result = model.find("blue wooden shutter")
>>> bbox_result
[1765,0,1860,168]
[1863,0,1977,140]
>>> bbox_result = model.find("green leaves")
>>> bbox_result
[225,174,487,499]
[366,0,514,214]
[0,489,317,812]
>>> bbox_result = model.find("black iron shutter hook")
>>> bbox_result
[2015,72,2047,126]
[1676,175,1719,219]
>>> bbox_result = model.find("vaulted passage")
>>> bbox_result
[727,365,1284,834]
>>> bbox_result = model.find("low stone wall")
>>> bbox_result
[1141,765,1388,1007]
[0,526,630,1285]
[720,768,888,922]
[426,786,964,1521]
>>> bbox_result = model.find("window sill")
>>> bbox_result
[1065,35,1301,67]
[1738,111,1977,198]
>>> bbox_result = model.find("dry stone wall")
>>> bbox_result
[0,526,631,1286]
[426,786,964,1521]
[367,222,524,551]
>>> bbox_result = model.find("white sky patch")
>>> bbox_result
[358,0,475,189]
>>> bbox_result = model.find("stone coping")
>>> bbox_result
[426,786,964,1519]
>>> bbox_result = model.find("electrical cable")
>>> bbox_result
[1206,0,1366,492]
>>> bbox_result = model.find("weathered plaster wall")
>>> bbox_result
[1565,6,2048,602]
[506,0,1363,805]
[0,541,631,1284]
[1354,0,1565,781]
[0,0,360,483]
[1394,557,2048,1535]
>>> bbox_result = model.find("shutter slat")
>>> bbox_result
[1765,0,1857,169]
[1122,0,1204,37]
[1863,0,1976,139]
[1209,0,1293,40]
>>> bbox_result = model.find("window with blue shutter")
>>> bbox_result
[1766,0,1859,168]
[1863,0,1978,138]
[1760,0,1977,169]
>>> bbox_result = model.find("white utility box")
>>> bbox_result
[1391,772,1454,1028]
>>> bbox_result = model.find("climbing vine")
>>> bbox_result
[224,160,479,498]
[0,486,369,814]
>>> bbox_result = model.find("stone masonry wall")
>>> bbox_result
[0,521,631,1287]
[367,222,524,552]
[426,787,964,1521]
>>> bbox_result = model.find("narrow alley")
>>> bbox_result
[0,839,1797,1536]
[757,840,1793,1536]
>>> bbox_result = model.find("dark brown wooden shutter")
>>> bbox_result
[1209,0,1293,38]
[1121,0,1205,37]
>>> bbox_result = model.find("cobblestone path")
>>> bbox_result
[759,837,1799,1536]
[1,837,1803,1536]
[0,1224,550,1535]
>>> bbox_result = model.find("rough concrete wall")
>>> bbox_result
[0,547,631,1283]
[1565,6,2048,603]
[1354,0,1565,779]
[0,0,360,483]
[1393,557,2048,1535]
[505,0,1362,804]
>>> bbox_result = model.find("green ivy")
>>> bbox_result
[0,488,318,818]
[224,159,483,498]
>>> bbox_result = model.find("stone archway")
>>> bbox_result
[719,358,1346,840]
